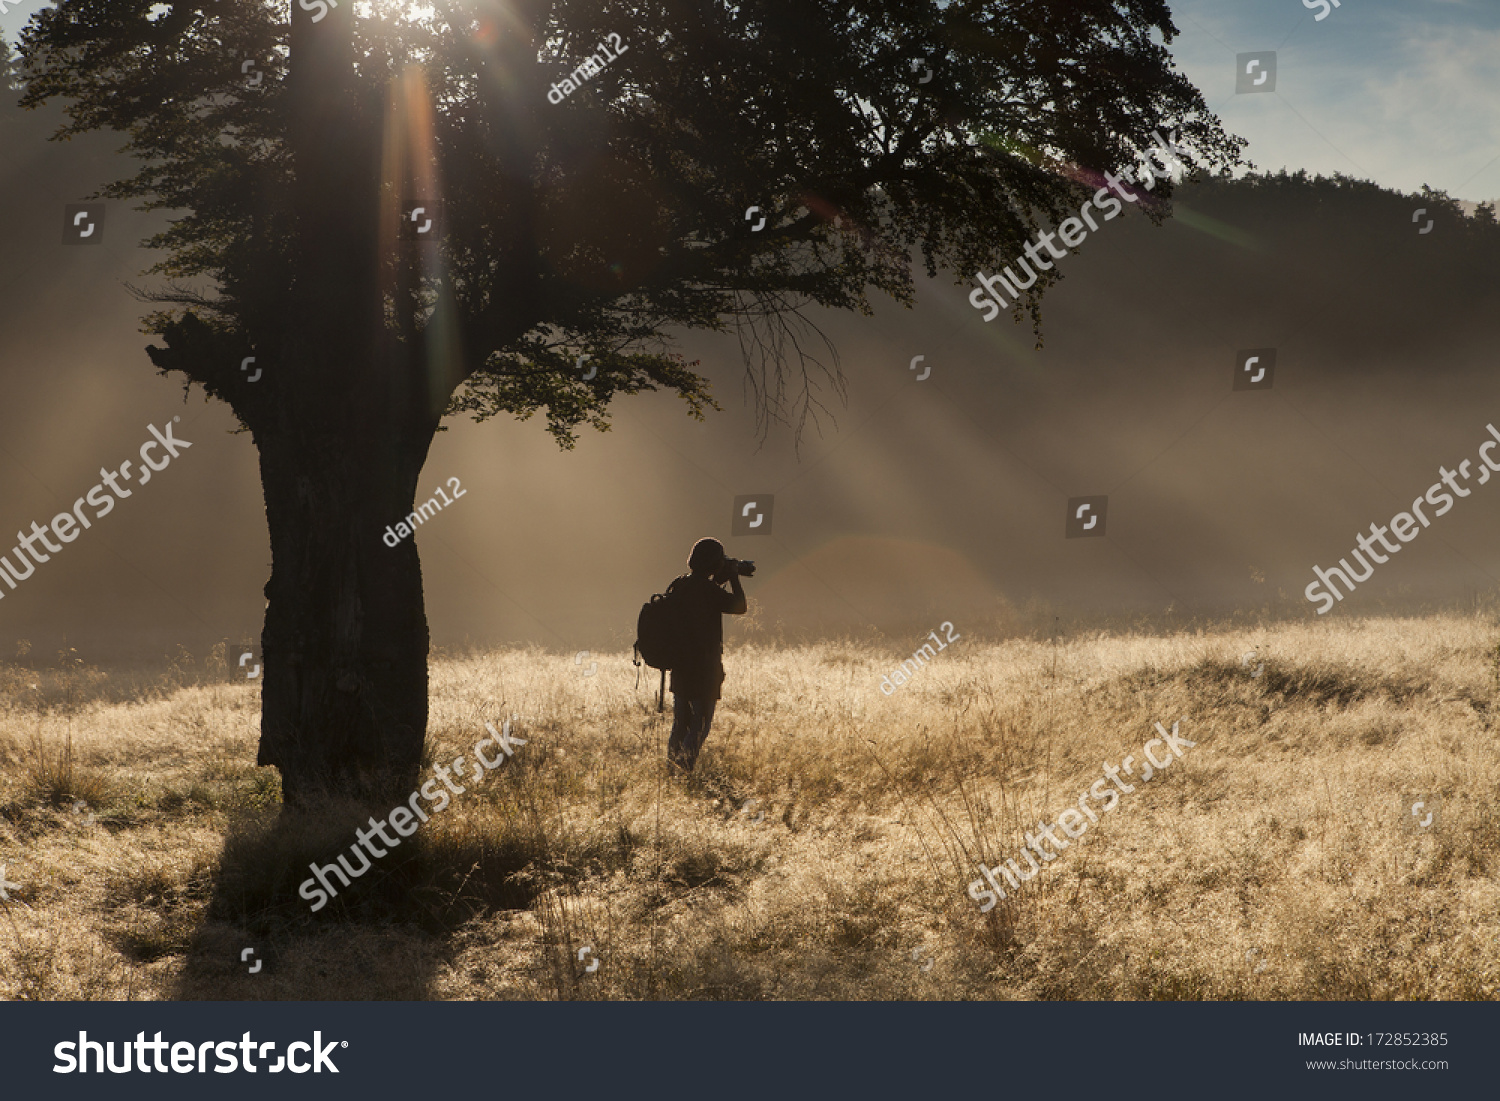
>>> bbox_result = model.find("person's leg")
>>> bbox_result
[667,693,692,770]
[675,699,703,771]
[687,699,717,767]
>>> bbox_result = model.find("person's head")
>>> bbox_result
[688,537,726,576]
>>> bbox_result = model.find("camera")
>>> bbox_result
[724,558,756,577]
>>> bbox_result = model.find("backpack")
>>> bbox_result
[634,577,688,710]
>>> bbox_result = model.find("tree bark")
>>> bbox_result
[255,425,434,804]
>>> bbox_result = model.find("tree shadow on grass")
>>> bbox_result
[161,798,551,1000]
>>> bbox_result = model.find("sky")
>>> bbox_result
[1164,0,1500,204]
[2,0,1499,665]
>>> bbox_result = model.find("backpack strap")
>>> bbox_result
[658,576,685,712]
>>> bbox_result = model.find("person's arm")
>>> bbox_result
[712,560,749,614]
[725,572,748,615]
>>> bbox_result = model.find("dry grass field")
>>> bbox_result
[3,613,1500,1001]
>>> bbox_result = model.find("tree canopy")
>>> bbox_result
[18,0,1244,442]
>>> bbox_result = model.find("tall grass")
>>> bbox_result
[2,614,1499,1000]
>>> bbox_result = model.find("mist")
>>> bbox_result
[3,93,1500,668]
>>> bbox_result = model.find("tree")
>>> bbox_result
[1,34,21,101]
[17,0,1243,803]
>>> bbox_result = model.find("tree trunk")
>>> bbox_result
[255,426,434,804]
[252,0,444,805]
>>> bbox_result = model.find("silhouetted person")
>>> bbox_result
[667,537,748,771]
